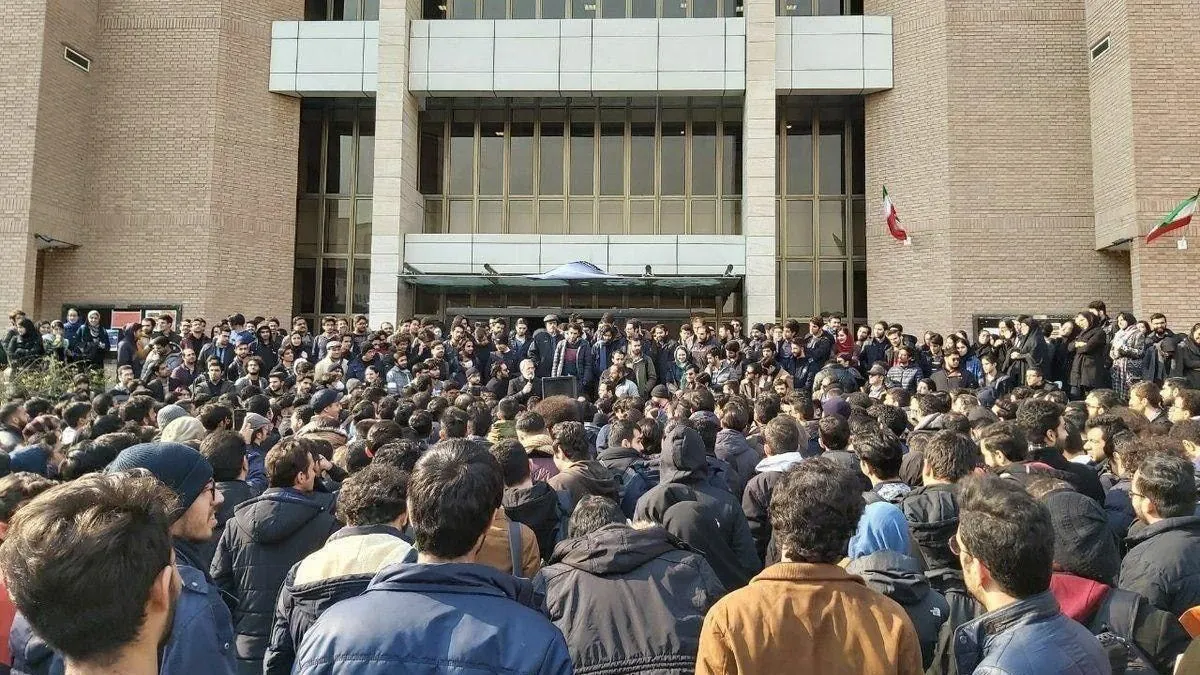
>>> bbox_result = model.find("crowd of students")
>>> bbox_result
[0,302,1198,675]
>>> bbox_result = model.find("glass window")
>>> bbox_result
[540,123,564,195]
[448,199,473,233]
[852,198,866,257]
[424,199,444,233]
[785,261,814,317]
[692,0,718,16]
[326,110,354,195]
[851,118,865,195]
[419,120,444,195]
[352,258,371,314]
[601,0,626,17]
[477,200,503,233]
[660,120,686,196]
[509,200,535,233]
[661,200,685,234]
[785,119,813,195]
[452,0,477,17]
[818,199,846,257]
[357,107,374,194]
[692,199,717,234]
[324,199,352,254]
[630,121,655,196]
[817,0,841,13]
[819,261,846,314]
[296,199,320,257]
[362,0,380,18]
[424,0,446,18]
[571,0,595,17]
[509,123,534,195]
[299,108,323,194]
[355,199,372,254]
[662,0,686,16]
[483,0,506,17]
[785,200,813,257]
[599,122,624,196]
[449,122,474,195]
[513,0,536,16]
[569,118,594,195]
[632,0,655,16]
[542,0,567,17]
[295,259,317,314]
[853,261,867,320]
[721,199,741,234]
[819,121,844,195]
[630,200,655,234]
[569,199,593,234]
[479,121,504,195]
[539,200,564,233]
[599,199,624,233]
[692,122,718,195]
[722,122,742,195]
[321,259,348,314]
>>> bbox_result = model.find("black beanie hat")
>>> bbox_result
[107,442,213,519]
[1045,489,1121,585]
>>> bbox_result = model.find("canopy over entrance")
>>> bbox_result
[400,260,743,296]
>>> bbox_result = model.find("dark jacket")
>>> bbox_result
[503,481,566,563]
[846,550,950,670]
[901,483,960,572]
[292,563,572,675]
[264,525,413,675]
[1176,337,1200,389]
[211,488,339,675]
[597,445,642,477]
[713,429,762,500]
[534,524,725,675]
[1104,477,1137,543]
[930,368,977,393]
[197,479,259,571]
[1118,514,1200,617]
[551,338,594,389]
[1027,446,1106,503]
[71,322,111,367]
[5,320,44,368]
[199,341,237,370]
[954,591,1109,675]
[1068,325,1109,390]
[1007,327,1050,384]
[634,424,760,590]
[741,452,803,563]
[547,459,619,512]
[527,328,563,379]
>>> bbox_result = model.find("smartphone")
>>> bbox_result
[232,407,247,430]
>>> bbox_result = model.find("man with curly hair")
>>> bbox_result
[696,457,922,675]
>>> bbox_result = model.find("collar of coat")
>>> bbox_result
[750,561,866,585]
[953,590,1059,673]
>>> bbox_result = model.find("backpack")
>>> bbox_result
[1087,588,1157,675]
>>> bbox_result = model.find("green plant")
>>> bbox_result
[4,359,106,402]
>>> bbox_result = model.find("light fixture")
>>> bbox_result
[724,264,734,277]
[484,263,499,275]
[643,265,653,277]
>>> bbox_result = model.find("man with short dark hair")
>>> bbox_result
[212,437,339,675]
[264,463,414,675]
[1119,453,1200,616]
[714,401,760,500]
[1130,380,1172,434]
[491,439,566,563]
[951,475,1109,674]
[292,440,572,675]
[698,458,922,674]
[535,495,724,674]
[1016,399,1105,502]
[547,421,619,511]
[0,475,180,675]
[857,431,911,504]
[196,430,261,570]
[741,416,806,563]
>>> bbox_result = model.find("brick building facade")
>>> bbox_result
[1,0,1196,334]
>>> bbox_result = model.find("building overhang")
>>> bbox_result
[400,271,742,295]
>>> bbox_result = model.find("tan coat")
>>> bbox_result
[476,508,542,579]
[697,562,923,675]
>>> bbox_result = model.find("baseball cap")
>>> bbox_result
[243,412,271,432]
[868,363,888,376]
[543,314,560,324]
[310,389,342,414]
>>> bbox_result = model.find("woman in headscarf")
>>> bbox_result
[72,310,111,371]
[1108,311,1145,401]
[4,318,45,369]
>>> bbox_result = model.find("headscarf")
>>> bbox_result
[848,502,911,559]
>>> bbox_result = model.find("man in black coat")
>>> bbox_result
[1119,453,1200,617]
[634,423,760,590]
[526,315,563,379]
[534,496,725,674]
[1016,399,1105,503]
[197,430,266,571]
[212,437,340,675]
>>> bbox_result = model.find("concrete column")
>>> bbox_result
[370,0,424,326]
[741,0,777,325]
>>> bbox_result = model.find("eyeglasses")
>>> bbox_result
[204,481,217,498]
[1129,491,1145,499]
[948,535,963,557]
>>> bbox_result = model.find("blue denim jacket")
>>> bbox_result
[953,590,1110,675]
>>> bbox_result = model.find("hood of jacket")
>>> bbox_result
[8,445,50,476]
[846,550,932,605]
[549,523,685,575]
[558,459,620,496]
[293,525,412,587]
[366,561,541,611]
[1047,572,1109,623]
[756,451,804,473]
[233,488,333,545]
[715,428,753,460]
[519,432,555,457]
[902,483,960,570]
[659,423,709,484]
[502,480,560,523]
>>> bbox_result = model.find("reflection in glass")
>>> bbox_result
[324,199,352,254]
[509,124,534,195]
[477,200,503,233]
[540,124,564,195]
[818,200,846,256]
[599,200,624,233]
[570,122,594,195]
[660,122,686,195]
[542,0,566,17]
[357,110,374,194]
[786,121,813,195]
[569,200,593,234]
[819,261,846,314]
[352,258,371,314]
[449,122,474,195]
[509,200,535,233]
[295,259,316,314]
[424,199,443,233]
[539,200,564,234]
[448,200,473,233]
[479,123,504,195]
[599,123,624,195]
[785,261,814,317]
[630,123,655,196]
[321,259,348,314]
[721,199,741,235]
[785,200,813,257]
[419,121,443,194]
[692,122,717,195]
[661,200,685,234]
[692,199,717,234]
[630,201,655,234]
[355,199,372,254]
[326,114,354,195]
[819,122,844,195]
[296,200,320,258]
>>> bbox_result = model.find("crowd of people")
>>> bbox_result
[0,301,1198,675]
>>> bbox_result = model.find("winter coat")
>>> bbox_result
[551,338,594,389]
[1027,446,1106,504]
[71,322,111,367]
[547,459,620,512]
[1104,477,1137,543]
[627,356,658,397]
[1118,514,1200,617]
[634,425,760,591]
[534,524,725,675]
[191,374,237,399]
[198,342,237,370]
[527,328,563,379]
[846,550,950,670]
[475,508,542,579]
[503,481,566,563]
[5,320,44,368]
[1068,325,1109,390]
[900,483,960,572]
[930,368,977,393]
[741,452,804,563]
[263,525,414,675]
[211,488,339,675]
[652,339,682,387]
[885,364,922,392]
[696,562,923,675]
[1007,327,1050,384]
[713,429,762,500]
[1176,337,1200,389]
[521,433,560,482]
[291,563,572,675]
[597,445,642,477]
[197,480,259,572]
[952,591,1110,675]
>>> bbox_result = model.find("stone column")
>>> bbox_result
[741,0,777,325]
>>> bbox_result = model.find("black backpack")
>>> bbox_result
[1087,588,1157,675]
[510,489,574,574]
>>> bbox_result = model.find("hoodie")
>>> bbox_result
[741,452,805,562]
[714,428,763,500]
[210,488,340,674]
[847,550,950,669]
[520,432,559,482]
[547,459,620,512]
[503,481,566,563]
[534,525,725,675]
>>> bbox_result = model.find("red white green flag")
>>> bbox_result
[882,186,909,244]
[1146,191,1199,244]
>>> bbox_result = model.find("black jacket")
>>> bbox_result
[713,429,761,500]
[597,445,642,477]
[1068,325,1109,389]
[503,481,566,563]
[846,550,950,670]
[527,328,562,379]
[634,424,760,590]
[211,488,340,675]
[1027,446,1106,503]
[901,483,960,572]
[264,525,414,675]
[197,480,260,571]
[1118,514,1200,617]
[533,524,725,675]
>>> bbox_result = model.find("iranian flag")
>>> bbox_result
[882,186,909,244]
[1146,191,1199,244]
